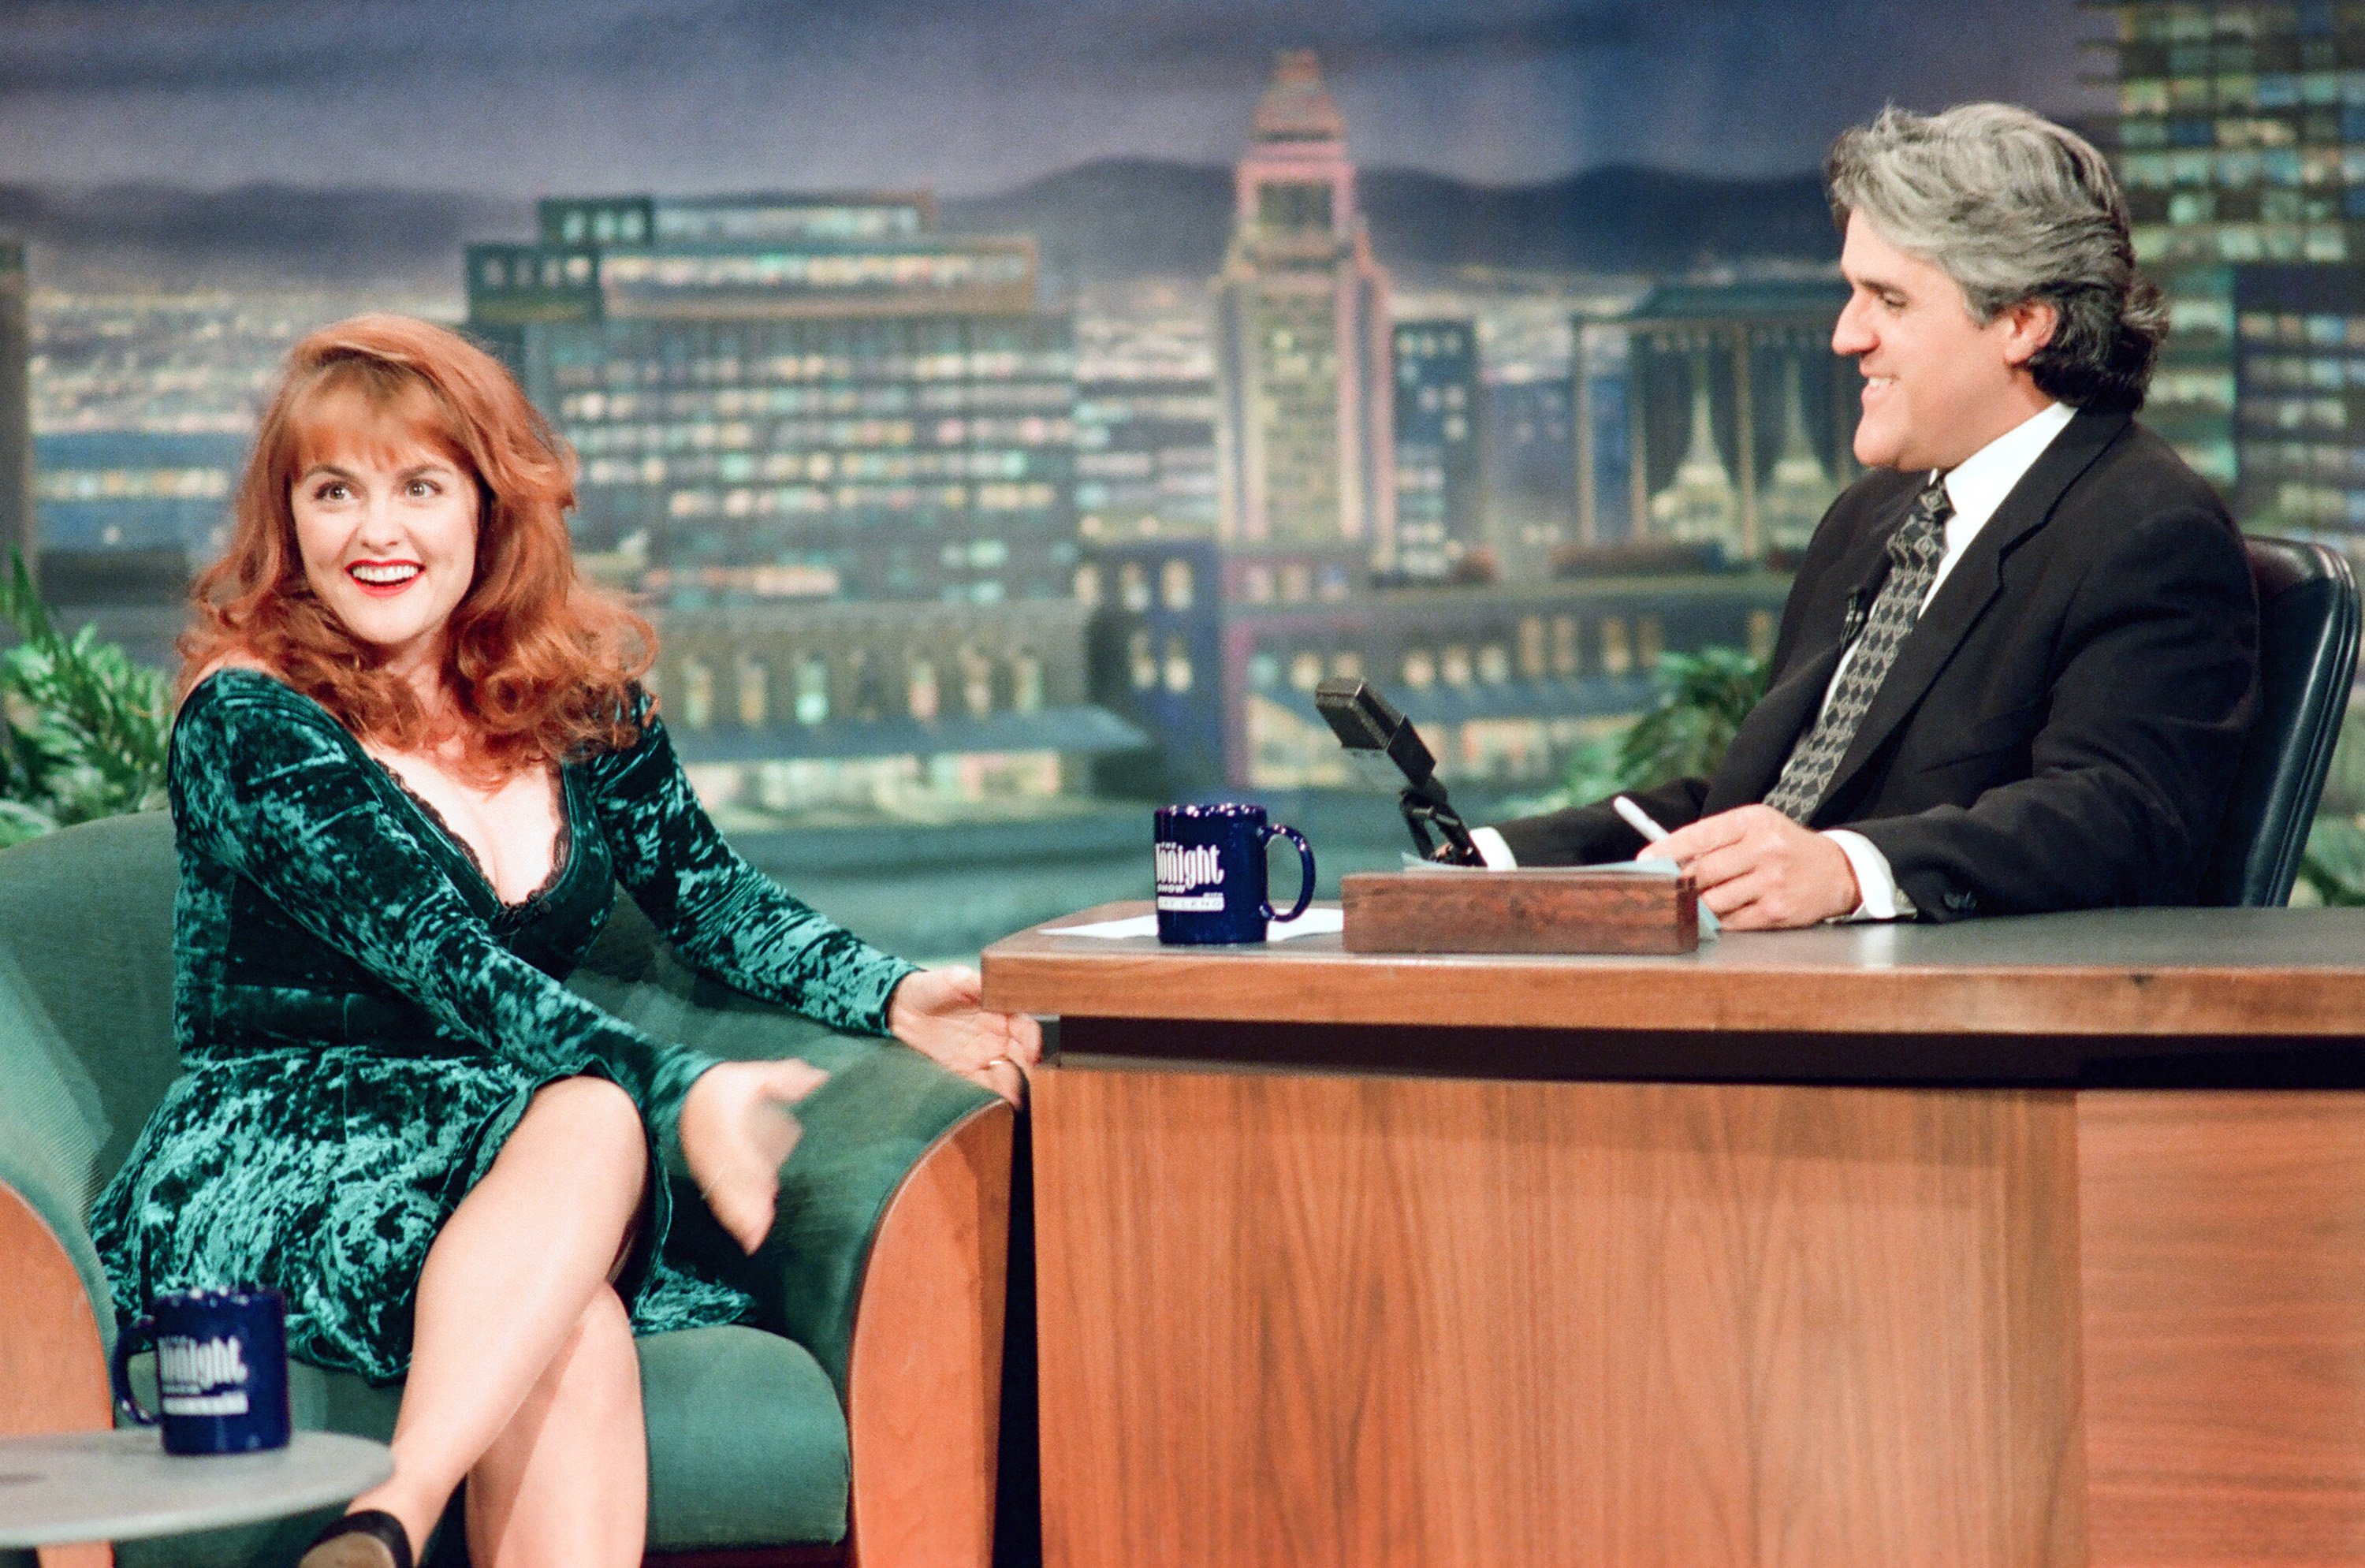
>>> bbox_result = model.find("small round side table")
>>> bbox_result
[0,1428,391,1550]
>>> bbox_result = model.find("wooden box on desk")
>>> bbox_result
[1340,866,1699,955]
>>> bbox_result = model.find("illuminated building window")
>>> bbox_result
[1603,618,1633,676]
[961,645,994,717]
[1013,650,1045,713]
[680,658,714,731]
[1120,561,1151,612]
[1164,637,1194,694]
[1748,609,1778,661]
[909,658,940,721]
[1245,564,1276,603]
[1638,616,1666,670]
[1161,558,1194,610]
[795,656,830,726]
[1519,616,1547,679]
[1329,650,1362,680]
[1250,653,1280,689]
[1551,616,1579,676]
[1403,650,1436,690]
[1281,564,1312,602]
[1128,631,1157,690]
[1290,652,1324,691]
[1257,181,1334,231]
[736,657,769,727]
[1478,644,1510,685]
[1443,645,1473,687]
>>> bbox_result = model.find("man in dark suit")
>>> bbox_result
[1474,104,2259,926]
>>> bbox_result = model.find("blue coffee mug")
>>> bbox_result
[111,1287,291,1454]
[1154,802,1316,944]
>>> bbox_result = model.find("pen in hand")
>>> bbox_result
[1612,795,1672,847]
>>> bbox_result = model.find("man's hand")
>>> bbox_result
[1651,805,1862,930]
[681,1057,830,1253]
[888,966,1044,1106]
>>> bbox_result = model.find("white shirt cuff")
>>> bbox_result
[1469,825,1518,870]
[1822,829,1914,922]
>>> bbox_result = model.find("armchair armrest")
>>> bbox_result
[0,1174,111,1440]
[0,944,116,1441]
[572,899,1015,1568]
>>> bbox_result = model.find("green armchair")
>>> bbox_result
[0,812,1014,1568]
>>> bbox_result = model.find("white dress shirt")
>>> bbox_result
[1473,399,2076,922]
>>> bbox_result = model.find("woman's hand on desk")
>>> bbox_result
[682,1057,831,1253]
[888,966,1043,1106]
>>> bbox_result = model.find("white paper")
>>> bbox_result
[1042,914,1160,939]
[1042,907,1345,943]
[1266,907,1344,941]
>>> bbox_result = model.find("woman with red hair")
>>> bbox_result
[89,315,1038,1568]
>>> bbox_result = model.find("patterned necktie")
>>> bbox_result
[1763,477,1953,823]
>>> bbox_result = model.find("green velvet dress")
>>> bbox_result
[88,668,917,1385]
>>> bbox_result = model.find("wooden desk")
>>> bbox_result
[984,906,2365,1568]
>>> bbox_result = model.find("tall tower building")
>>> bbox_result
[0,244,29,583]
[1212,51,1395,568]
[2094,2,2365,491]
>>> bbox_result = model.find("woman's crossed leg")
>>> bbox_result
[336,1075,652,1566]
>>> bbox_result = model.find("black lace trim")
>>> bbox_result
[385,769,571,913]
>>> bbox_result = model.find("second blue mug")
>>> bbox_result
[111,1287,291,1455]
[1154,802,1316,944]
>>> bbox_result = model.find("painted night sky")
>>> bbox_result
[3,0,2090,196]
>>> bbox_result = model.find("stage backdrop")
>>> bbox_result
[5,2,2131,955]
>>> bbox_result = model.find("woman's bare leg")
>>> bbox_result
[463,1283,646,1568]
[342,1076,648,1555]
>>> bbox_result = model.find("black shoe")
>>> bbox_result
[297,1508,415,1568]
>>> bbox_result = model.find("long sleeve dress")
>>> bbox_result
[89,668,918,1384]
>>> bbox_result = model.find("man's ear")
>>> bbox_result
[2000,298,2060,369]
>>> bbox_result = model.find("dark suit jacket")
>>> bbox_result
[1493,408,2260,920]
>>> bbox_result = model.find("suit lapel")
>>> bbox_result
[1717,511,1907,801]
[1808,407,2130,818]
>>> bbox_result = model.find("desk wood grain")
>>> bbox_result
[1032,1067,2084,1568]
[2081,1091,2365,1566]
[1002,907,2365,1567]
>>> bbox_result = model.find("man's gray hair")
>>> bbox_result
[1827,103,2166,412]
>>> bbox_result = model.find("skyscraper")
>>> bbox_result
[2093,2,2365,490]
[2229,262,2365,543]
[466,192,1074,605]
[0,244,30,581]
[1391,319,1484,579]
[1212,51,1395,567]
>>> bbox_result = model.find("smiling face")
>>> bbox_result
[1831,210,2058,472]
[289,383,481,685]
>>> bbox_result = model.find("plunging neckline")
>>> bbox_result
[188,670,578,918]
[380,767,572,914]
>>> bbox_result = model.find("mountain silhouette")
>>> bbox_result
[1,159,1834,289]
[942,158,1836,282]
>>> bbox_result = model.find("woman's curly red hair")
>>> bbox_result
[180,314,654,777]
